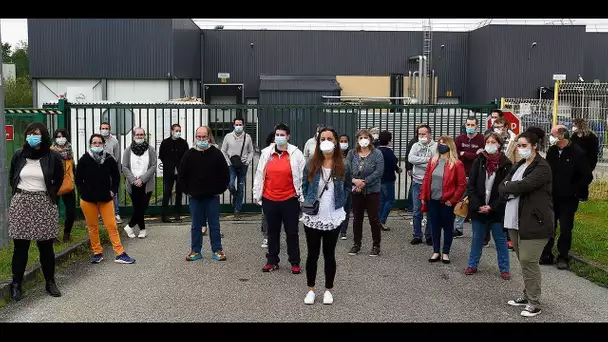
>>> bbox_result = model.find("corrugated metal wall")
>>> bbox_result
[27,19,200,80]
[465,26,491,104]
[202,30,426,98]
[584,33,608,82]
[431,32,468,99]
[259,90,339,105]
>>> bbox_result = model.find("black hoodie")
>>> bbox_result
[178,145,230,200]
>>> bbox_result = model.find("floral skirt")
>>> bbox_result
[9,190,59,241]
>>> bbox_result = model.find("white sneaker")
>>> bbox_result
[304,290,316,305]
[323,290,334,305]
[115,215,123,224]
[261,239,268,248]
[138,229,147,238]
[124,225,136,238]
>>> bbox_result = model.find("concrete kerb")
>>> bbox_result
[0,238,92,303]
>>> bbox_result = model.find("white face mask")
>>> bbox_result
[484,144,498,154]
[134,138,145,144]
[319,140,335,153]
[100,129,110,137]
[358,138,370,148]
[491,118,497,126]
[572,126,578,133]
[339,143,349,151]
[55,137,67,146]
[173,131,181,139]
[372,134,379,140]
[518,148,533,160]
[549,136,559,146]
[418,136,428,144]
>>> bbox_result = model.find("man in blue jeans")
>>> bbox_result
[377,131,401,229]
[179,126,230,262]
[221,117,254,220]
[407,125,437,245]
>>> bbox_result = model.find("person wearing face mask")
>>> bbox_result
[408,124,436,245]
[122,127,158,239]
[570,118,599,172]
[300,127,351,305]
[253,123,306,273]
[541,125,593,269]
[492,117,517,154]
[377,130,401,229]
[420,136,467,264]
[221,117,254,220]
[485,109,505,134]
[338,134,352,240]
[8,122,64,301]
[345,129,385,257]
[499,131,554,317]
[454,117,485,238]
[76,134,136,266]
[179,126,230,262]
[304,125,323,163]
[51,128,76,243]
[369,127,381,148]
[464,133,513,280]
[158,124,190,223]
[99,122,123,224]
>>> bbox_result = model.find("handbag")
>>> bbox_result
[301,170,332,216]
[453,196,469,218]
[229,134,247,168]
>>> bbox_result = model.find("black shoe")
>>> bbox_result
[425,238,433,246]
[453,230,464,238]
[62,234,71,243]
[556,259,569,270]
[369,245,381,257]
[10,282,22,301]
[173,216,183,223]
[539,256,554,265]
[45,280,62,297]
[441,254,451,264]
[348,245,361,256]
[410,237,423,245]
[161,216,172,223]
[429,254,441,263]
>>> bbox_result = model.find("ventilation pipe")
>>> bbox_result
[408,71,413,97]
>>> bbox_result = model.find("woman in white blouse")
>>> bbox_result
[122,127,158,239]
[300,127,351,305]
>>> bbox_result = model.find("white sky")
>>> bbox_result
[3,18,608,48]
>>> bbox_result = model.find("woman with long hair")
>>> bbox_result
[51,128,77,242]
[346,129,385,257]
[420,136,467,264]
[499,131,554,317]
[76,134,136,265]
[571,117,600,171]
[465,132,513,279]
[122,127,158,239]
[8,122,64,301]
[300,127,351,305]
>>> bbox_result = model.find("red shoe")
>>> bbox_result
[501,272,511,280]
[464,267,477,275]
[262,264,279,272]
[507,241,514,250]
[291,264,301,274]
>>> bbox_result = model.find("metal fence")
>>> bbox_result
[21,101,497,214]
[503,82,608,200]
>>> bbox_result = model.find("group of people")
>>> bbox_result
[6,111,600,318]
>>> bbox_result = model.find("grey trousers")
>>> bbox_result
[508,230,549,307]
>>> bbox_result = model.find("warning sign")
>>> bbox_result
[5,125,14,141]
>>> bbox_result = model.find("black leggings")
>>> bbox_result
[304,226,341,289]
[57,191,76,236]
[128,185,152,230]
[12,239,55,284]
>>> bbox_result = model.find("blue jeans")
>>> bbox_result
[406,178,413,211]
[412,182,431,239]
[379,182,395,224]
[454,216,465,233]
[339,192,352,234]
[229,165,248,212]
[190,196,223,254]
[468,220,510,273]
[428,199,454,254]
[113,193,119,215]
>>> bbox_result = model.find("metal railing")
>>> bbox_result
[26,101,497,214]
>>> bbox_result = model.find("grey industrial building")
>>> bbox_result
[27,19,608,106]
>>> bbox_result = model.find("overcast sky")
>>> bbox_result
[3,18,608,49]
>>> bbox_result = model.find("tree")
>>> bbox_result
[4,76,33,108]
[1,42,12,63]
[11,41,28,78]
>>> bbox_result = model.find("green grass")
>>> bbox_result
[569,260,608,288]
[570,201,608,266]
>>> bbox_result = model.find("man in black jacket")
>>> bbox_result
[179,126,230,262]
[541,125,593,269]
[158,124,190,223]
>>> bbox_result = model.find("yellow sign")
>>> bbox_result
[446,91,453,97]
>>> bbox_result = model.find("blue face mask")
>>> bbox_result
[438,144,450,155]
[275,136,287,146]
[26,135,42,148]
[234,126,243,133]
[91,146,104,154]
[196,140,209,149]
[466,127,476,134]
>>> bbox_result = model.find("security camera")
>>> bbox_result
[440,44,445,48]
[531,42,537,48]
[250,42,254,47]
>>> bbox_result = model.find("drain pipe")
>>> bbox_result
[412,71,419,102]
[408,71,412,98]
[418,56,424,104]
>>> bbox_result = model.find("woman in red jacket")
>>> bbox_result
[420,136,467,264]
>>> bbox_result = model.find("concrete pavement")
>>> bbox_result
[1,214,607,322]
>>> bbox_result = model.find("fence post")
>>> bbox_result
[500,97,505,109]
[0,28,9,248]
[552,80,562,126]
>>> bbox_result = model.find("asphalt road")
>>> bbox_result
[1,214,607,322]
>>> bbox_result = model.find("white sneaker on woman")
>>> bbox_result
[304,290,316,305]
[124,225,136,238]
[323,290,334,305]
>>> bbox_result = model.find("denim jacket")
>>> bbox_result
[302,163,352,210]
